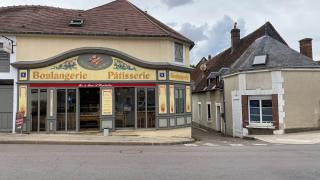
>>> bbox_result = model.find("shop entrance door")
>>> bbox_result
[80,88,100,130]
[115,87,135,128]
[56,89,77,131]
[31,89,47,132]
[137,88,156,128]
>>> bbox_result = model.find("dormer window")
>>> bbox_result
[253,55,267,66]
[0,42,3,49]
[174,42,184,63]
[69,19,84,27]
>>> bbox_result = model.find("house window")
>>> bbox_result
[174,42,184,63]
[175,88,185,114]
[198,102,202,120]
[249,97,273,124]
[207,102,211,121]
[0,49,10,72]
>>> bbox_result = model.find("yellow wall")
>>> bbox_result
[246,71,272,90]
[16,35,190,66]
[282,70,320,130]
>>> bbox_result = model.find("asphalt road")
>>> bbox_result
[0,144,319,180]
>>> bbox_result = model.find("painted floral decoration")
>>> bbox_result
[51,58,77,70]
[113,59,136,71]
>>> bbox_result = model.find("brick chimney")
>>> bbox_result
[231,22,240,51]
[299,38,313,59]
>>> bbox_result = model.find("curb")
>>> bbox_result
[243,136,256,141]
[0,139,196,146]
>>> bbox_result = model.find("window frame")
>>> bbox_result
[174,42,184,64]
[248,96,273,125]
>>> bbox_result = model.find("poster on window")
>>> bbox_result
[18,85,27,117]
[102,89,113,116]
[186,86,191,113]
[158,85,167,114]
[169,85,175,114]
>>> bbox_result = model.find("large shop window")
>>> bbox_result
[249,97,273,124]
[174,42,184,63]
[175,88,185,114]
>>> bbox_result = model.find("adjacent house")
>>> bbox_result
[0,0,194,137]
[192,22,320,137]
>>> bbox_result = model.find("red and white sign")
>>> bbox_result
[30,83,157,88]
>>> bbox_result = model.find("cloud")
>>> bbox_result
[160,0,193,9]
[179,23,208,42]
[166,22,178,27]
[188,15,246,65]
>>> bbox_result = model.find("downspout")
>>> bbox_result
[220,78,227,136]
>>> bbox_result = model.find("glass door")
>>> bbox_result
[115,87,135,128]
[57,89,77,131]
[31,89,47,132]
[137,88,156,128]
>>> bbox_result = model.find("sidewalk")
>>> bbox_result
[0,129,194,145]
[247,131,320,145]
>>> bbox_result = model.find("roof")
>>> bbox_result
[191,22,287,93]
[0,0,194,47]
[229,36,320,73]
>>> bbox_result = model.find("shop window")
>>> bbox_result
[175,88,185,114]
[249,97,273,124]
[207,102,211,121]
[174,42,184,63]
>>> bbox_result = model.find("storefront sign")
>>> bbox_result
[102,89,113,116]
[18,85,27,117]
[169,85,175,114]
[169,71,190,82]
[30,56,157,81]
[30,83,156,88]
[186,86,191,113]
[158,85,167,114]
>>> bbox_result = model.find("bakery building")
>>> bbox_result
[0,0,194,135]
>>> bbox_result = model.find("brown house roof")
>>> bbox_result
[0,0,194,47]
[191,22,287,93]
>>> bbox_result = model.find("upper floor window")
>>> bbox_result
[0,43,10,72]
[174,42,184,63]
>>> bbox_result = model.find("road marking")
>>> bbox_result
[229,144,244,146]
[253,143,268,146]
[203,143,220,147]
[184,144,199,147]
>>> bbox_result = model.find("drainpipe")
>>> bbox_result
[220,78,227,136]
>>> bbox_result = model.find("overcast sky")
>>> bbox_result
[1,0,320,64]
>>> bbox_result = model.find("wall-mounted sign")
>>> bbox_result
[158,84,167,114]
[102,89,113,116]
[186,85,191,113]
[169,85,175,114]
[29,56,157,81]
[19,70,28,81]
[169,71,190,82]
[158,70,167,81]
[18,85,27,117]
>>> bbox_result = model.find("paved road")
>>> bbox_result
[0,144,319,180]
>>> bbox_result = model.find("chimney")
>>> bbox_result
[208,55,211,60]
[231,22,240,51]
[299,38,313,59]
